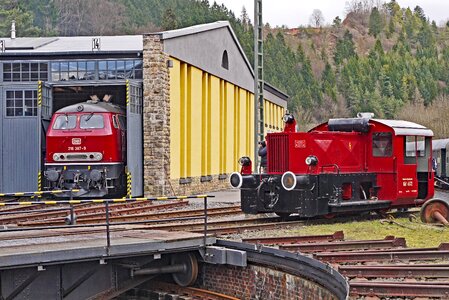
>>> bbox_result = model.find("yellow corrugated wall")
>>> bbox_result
[169,58,284,180]
[209,76,220,175]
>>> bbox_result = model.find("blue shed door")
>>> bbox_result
[1,86,40,193]
[126,80,143,197]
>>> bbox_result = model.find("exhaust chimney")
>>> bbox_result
[11,20,16,39]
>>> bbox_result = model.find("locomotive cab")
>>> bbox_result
[233,113,434,218]
[44,100,126,197]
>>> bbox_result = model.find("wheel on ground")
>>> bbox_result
[171,252,198,287]
[420,198,449,224]
[275,212,291,219]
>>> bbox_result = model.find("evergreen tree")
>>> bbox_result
[334,30,357,65]
[413,6,426,23]
[322,62,337,101]
[386,18,394,38]
[0,0,40,36]
[369,7,383,37]
[161,8,178,30]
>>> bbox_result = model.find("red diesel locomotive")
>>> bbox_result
[44,99,126,197]
[230,113,434,218]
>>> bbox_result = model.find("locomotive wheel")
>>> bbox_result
[420,198,449,225]
[171,253,198,287]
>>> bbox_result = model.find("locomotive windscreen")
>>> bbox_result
[328,118,370,133]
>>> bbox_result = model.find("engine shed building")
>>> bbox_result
[0,21,288,196]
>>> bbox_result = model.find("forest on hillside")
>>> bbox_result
[1,0,449,136]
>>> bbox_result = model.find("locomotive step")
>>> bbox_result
[329,200,391,213]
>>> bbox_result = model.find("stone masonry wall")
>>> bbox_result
[199,264,337,300]
[168,175,230,196]
[143,34,171,196]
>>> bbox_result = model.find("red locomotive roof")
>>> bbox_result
[56,101,125,114]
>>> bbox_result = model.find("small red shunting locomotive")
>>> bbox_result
[230,113,434,218]
[44,99,126,197]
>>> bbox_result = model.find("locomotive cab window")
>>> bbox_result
[80,114,104,129]
[405,136,426,163]
[112,115,119,129]
[53,115,76,129]
[372,132,392,157]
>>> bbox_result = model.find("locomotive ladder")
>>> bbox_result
[254,0,264,172]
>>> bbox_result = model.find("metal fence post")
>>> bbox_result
[69,205,74,225]
[105,201,110,248]
[203,196,208,248]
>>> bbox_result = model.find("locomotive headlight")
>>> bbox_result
[94,153,103,161]
[305,155,318,166]
[281,171,297,191]
[229,172,243,189]
[53,154,59,161]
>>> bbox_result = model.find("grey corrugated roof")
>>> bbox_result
[158,21,231,40]
[0,35,143,53]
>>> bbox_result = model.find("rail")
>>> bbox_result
[0,194,214,250]
[0,189,80,198]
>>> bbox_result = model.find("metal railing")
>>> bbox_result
[0,194,214,250]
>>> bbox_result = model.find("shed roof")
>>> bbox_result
[0,35,142,53]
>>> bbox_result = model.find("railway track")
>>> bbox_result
[243,231,449,299]
[0,200,190,225]
[4,198,448,298]
[16,204,241,226]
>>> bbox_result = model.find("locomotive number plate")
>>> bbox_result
[295,140,306,148]
[72,138,82,145]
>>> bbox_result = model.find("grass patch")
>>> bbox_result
[289,217,449,248]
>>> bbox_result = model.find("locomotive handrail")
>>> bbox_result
[0,189,80,197]
[320,164,340,174]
